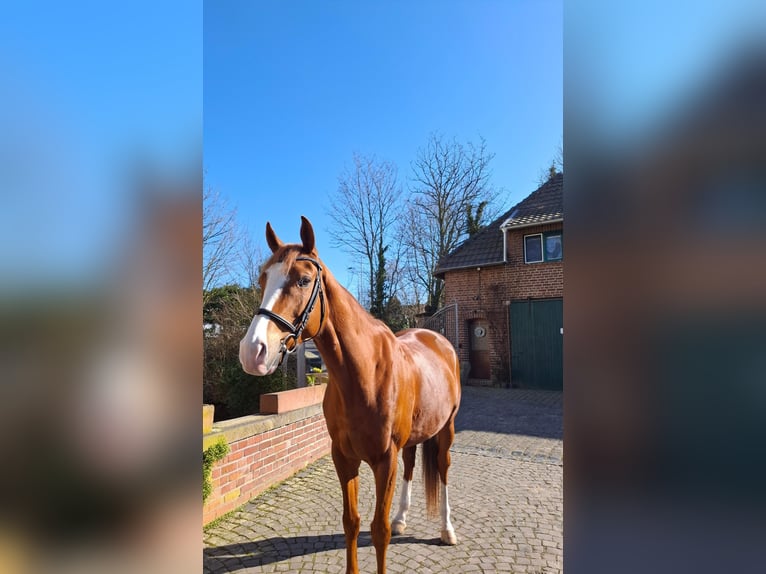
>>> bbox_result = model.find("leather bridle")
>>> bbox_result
[256,256,326,367]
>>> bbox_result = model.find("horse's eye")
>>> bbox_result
[298,276,311,288]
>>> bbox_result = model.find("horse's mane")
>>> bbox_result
[321,261,395,337]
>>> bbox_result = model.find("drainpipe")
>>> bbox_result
[506,300,512,388]
[502,227,508,262]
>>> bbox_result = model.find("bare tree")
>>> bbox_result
[326,153,403,318]
[399,202,439,308]
[226,230,264,323]
[403,133,499,312]
[203,186,241,304]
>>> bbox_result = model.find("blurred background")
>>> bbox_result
[566,1,766,572]
[0,2,201,573]
[2,1,766,573]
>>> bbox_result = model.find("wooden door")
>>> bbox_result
[468,319,491,380]
[510,299,563,390]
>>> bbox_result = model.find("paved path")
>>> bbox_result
[204,387,562,573]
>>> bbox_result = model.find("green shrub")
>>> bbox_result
[203,285,299,420]
[205,357,294,420]
[306,366,323,386]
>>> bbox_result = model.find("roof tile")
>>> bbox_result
[435,173,563,275]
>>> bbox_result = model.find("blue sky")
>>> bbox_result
[1,1,760,295]
[204,0,563,290]
[566,0,766,147]
[0,2,200,288]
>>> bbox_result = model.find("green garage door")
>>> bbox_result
[510,299,563,390]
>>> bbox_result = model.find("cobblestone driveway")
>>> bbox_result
[204,387,562,573]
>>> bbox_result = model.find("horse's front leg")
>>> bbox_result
[371,446,398,574]
[332,443,361,574]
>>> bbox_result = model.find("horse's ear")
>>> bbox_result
[265,222,283,253]
[299,216,315,253]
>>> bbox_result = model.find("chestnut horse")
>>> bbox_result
[239,217,461,574]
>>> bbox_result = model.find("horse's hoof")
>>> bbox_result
[391,520,406,535]
[441,529,458,545]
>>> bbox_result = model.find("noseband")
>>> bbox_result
[256,256,326,367]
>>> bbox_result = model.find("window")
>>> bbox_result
[524,231,563,263]
[545,234,562,261]
[524,234,543,263]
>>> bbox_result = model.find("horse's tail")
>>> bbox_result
[422,436,440,519]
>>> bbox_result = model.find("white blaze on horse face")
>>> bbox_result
[239,262,288,376]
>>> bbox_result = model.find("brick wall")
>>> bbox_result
[442,223,563,383]
[203,403,332,526]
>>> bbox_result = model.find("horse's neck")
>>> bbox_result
[313,269,391,385]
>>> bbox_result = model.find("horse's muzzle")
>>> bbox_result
[239,339,277,376]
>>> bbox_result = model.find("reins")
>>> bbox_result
[256,256,326,367]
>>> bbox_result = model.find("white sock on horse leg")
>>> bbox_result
[392,479,411,534]
[440,483,457,544]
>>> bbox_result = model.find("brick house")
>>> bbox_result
[434,173,563,389]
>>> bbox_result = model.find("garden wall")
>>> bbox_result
[203,385,331,526]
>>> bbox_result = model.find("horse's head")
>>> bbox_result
[239,216,325,376]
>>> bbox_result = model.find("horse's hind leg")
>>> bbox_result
[437,418,458,545]
[392,445,416,535]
